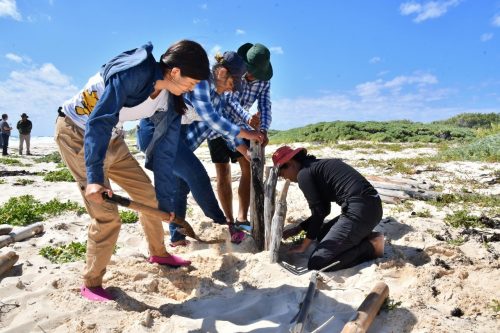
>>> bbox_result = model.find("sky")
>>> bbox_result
[0,0,499,136]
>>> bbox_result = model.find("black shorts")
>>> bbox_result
[208,137,246,163]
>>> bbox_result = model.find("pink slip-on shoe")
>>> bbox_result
[148,255,191,267]
[80,286,114,302]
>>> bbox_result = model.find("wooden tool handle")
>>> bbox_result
[103,193,171,220]
[340,281,389,333]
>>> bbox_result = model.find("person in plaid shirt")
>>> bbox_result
[207,42,273,226]
[138,51,264,246]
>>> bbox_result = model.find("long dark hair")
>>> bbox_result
[160,40,210,115]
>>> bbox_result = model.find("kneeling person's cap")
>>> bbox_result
[272,146,306,167]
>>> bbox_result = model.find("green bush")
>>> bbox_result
[0,195,82,226]
[43,168,74,182]
[438,134,500,162]
[444,210,481,229]
[433,112,500,129]
[35,152,62,164]
[13,178,35,186]
[40,241,87,263]
[0,157,24,166]
[120,210,138,224]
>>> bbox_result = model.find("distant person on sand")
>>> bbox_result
[17,113,32,155]
[0,114,12,156]
[273,146,385,272]
[137,51,263,246]
[208,42,273,227]
[56,40,210,302]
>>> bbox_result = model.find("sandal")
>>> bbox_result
[80,286,114,302]
[228,223,246,244]
[148,255,191,267]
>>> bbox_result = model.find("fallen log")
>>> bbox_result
[340,281,389,333]
[269,180,290,263]
[0,222,44,249]
[379,195,401,205]
[264,167,278,250]
[366,175,433,190]
[0,251,19,276]
[0,225,13,235]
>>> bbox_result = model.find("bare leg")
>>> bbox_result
[237,157,251,222]
[368,232,385,257]
[214,162,234,223]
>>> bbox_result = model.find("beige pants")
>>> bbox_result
[54,116,169,287]
[19,133,30,154]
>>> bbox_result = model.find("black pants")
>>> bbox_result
[308,195,383,271]
[1,134,9,155]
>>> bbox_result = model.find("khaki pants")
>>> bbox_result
[54,116,169,287]
[19,133,30,154]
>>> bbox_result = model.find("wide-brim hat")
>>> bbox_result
[272,146,306,167]
[20,113,29,118]
[237,43,273,81]
[221,51,246,93]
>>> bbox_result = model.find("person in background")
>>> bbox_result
[0,114,12,156]
[56,40,209,302]
[207,42,273,226]
[17,113,32,155]
[273,146,385,272]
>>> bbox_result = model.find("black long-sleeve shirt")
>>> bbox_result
[298,158,376,240]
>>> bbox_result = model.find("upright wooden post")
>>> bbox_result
[250,141,265,251]
[264,167,279,250]
[269,180,291,263]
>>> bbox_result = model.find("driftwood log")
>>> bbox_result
[340,281,390,333]
[250,141,265,251]
[0,222,44,249]
[269,180,291,263]
[364,176,441,204]
[0,251,19,276]
[0,225,13,235]
[264,167,279,250]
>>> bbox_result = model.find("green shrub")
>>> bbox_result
[120,210,138,224]
[43,168,74,182]
[0,157,24,166]
[13,178,35,186]
[0,195,82,226]
[40,241,87,263]
[444,210,481,229]
[438,134,500,162]
[35,152,62,164]
[433,112,500,129]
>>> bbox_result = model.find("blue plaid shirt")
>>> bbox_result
[183,79,241,151]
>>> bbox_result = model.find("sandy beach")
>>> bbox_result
[0,137,498,333]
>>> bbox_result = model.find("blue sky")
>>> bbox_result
[0,0,499,136]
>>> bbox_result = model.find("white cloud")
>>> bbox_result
[480,33,493,42]
[200,3,208,10]
[369,56,381,64]
[399,0,461,23]
[270,46,284,55]
[492,14,500,27]
[236,29,245,35]
[5,53,22,63]
[270,72,461,129]
[0,0,21,21]
[0,63,78,136]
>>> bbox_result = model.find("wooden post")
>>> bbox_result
[250,140,265,251]
[0,222,44,249]
[264,167,279,250]
[0,251,19,276]
[340,281,389,333]
[269,180,291,263]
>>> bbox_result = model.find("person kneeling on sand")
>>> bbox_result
[273,146,385,272]
[56,40,210,302]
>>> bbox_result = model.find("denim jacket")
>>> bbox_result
[84,42,163,185]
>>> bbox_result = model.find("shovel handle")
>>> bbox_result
[102,192,171,221]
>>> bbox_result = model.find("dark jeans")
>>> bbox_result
[1,134,9,155]
[308,195,383,271]
[169,139,226,242]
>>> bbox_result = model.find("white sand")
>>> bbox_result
[0,138,499,332]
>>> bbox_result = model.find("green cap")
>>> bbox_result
[237,43,273,81]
